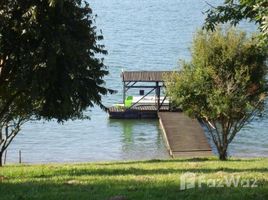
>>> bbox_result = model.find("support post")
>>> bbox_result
[4,150,7,165]
[123,82,126,105]
[156,82,160,110]
[19,150,21,164]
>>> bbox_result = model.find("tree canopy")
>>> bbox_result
[0,0,112,121]
[204,0,268,46]
[166,27,267,160]
[0,0,112,166]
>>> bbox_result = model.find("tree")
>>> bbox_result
[166,27,267,160]
[204,0,268,46]
[0,0,113,166]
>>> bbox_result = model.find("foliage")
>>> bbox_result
[1,158,268,200]
[166,27,267,160]
[0,0,112,166]
[204,0,268,47]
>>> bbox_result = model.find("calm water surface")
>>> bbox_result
[7,0,268,163]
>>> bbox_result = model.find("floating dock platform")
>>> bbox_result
[108,105,169,119]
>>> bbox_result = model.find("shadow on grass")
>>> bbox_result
[96,158,212,165]
[29,167,268,179]
[1,178,268,200]
[95,157,262,166]
[2,157,268,200]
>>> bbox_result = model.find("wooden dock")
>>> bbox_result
[158,112,212,157]
[108,105,170,119]
[109,71,212,157]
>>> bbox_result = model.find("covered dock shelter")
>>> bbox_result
[108,71,174,119]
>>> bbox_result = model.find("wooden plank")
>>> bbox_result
[158,112,212,157]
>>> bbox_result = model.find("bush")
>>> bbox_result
[166,27,267,160]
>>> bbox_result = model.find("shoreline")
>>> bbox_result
[3,156,268,166]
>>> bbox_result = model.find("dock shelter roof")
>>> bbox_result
[121,71,174,82]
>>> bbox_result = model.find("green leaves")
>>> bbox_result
[204,0,268,47]
[0,0,113,122]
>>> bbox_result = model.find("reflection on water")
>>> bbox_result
[108,119,168,160]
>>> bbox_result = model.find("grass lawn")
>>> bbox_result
[0,157,268,200]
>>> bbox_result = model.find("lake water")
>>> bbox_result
[6,0,268,164]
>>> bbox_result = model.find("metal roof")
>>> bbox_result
[121,71,174,82]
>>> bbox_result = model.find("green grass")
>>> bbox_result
[1,157,268,200]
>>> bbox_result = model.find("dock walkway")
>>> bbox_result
[158,112,212,157]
